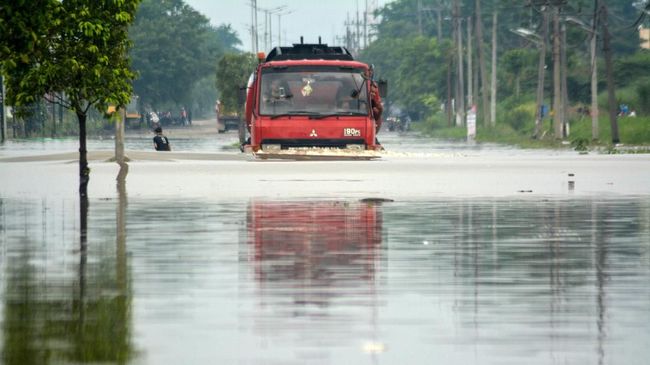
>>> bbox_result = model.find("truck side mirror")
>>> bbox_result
[377,79,388,98]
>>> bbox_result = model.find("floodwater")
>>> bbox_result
[1,129,650,364]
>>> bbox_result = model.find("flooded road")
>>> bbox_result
[1,126,650,364]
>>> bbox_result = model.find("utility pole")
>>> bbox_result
[601,4,619,144]
[364,0,368,48]
[591,2,599,140]
[534,10,549,139]
[552,6,563,139]
[356,1,361,52]
[475,0,489,125]
[254,0,259,53]
[454,0,464,126]
[250,1,255,54]
[561,20,569,137]
[1,75,5,143]
[490,11,497,126]
[467,16,473,107]
[277,9,293,46]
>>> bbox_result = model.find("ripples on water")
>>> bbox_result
[1,197,649,364]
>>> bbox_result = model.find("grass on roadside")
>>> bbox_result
[416,107,650,152]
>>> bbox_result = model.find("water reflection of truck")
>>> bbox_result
[243,39,386,152]
[247,200,382,291]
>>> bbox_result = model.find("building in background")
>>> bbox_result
[640,26,650,49]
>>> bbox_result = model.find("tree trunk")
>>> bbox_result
[77,111,90,198]
[116,108,129,181]
[475,0,489,125]
[601,4,619,144]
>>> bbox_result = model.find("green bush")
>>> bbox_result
[637,81,650,115]
[499,101,536,132]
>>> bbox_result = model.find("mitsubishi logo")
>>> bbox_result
[309,129,318,137]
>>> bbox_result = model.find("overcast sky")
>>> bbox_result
[185,0,394,53]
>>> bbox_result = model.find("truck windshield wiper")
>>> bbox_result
[309,112,367,119]
[269,111,319,119]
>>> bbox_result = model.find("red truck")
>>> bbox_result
[243,40,385,153]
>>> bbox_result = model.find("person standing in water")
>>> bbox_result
[153,126,171,151]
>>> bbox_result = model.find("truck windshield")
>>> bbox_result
[259,68,369,117]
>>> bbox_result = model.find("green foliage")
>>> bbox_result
[0,0,139,117]
[14,101,48,137]
[129,0,240,111]
[570,137,589,152]
[215,53,256,114]
[417,114,468,140]
[637,81,650,115]
[614,51,650,88]
[360,36,447,119]
[500,49,537,98]
[497,97,536,132]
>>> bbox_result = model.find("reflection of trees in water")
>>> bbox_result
[384,199,650,361]
[1,197,132,365]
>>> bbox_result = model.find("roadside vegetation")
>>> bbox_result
[3,0,244,138]
[360,0,650,151]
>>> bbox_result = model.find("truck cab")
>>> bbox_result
[244,41,383,152]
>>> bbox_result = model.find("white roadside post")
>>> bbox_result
[467,105,477,142]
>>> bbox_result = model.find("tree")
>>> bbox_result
[0,0,140,198]
[501,49,537,99]
[215,53,256,115]
[129,0,238,111]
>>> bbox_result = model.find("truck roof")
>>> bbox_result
[265,41,354,62]
[262,59,369,69]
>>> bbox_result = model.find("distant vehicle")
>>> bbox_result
[124,96,142,127]
[107,95,142,128]
[243,39,386,153]
[386,115,411,132]
[217,112,240,133]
